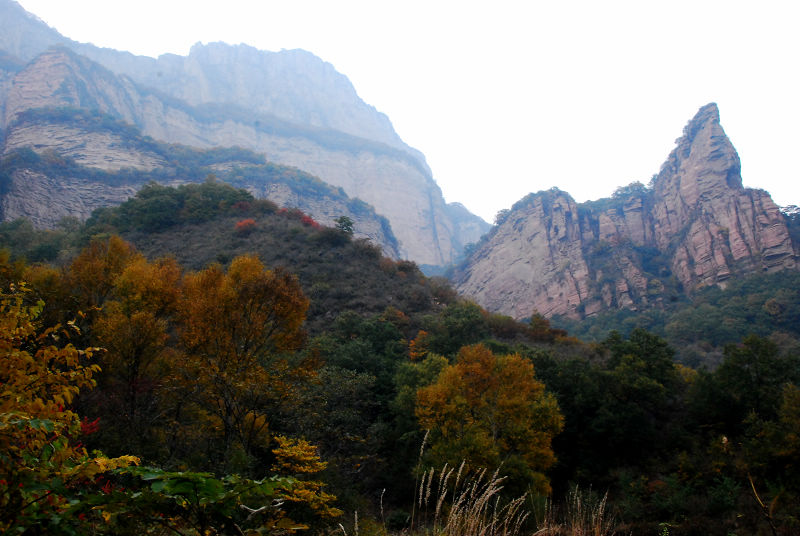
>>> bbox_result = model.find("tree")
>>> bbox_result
[415,344,563,495]
[334,216,354,235]
[716,335,799,423]
[591,329,683,470]
[0,285,138,532]
[425,301,490,356]
[90,256,183,457]
[175,255,311,469]
[66,235,140,314]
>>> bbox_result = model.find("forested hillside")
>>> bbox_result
[1,181,799,535]
[553,269,800,367]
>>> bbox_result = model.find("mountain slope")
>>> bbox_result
[76,181,454,335]
[0,105,401,256]
[0,0,490,265]
[454,103,798,319]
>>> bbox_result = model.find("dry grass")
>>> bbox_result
[410,462,529,536]
[336,437,614,536]
[533,486,615,536]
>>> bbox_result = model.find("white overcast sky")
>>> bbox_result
[15,0,800,222]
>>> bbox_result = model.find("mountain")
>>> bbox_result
[0,104,401,256]
[0,0,489,266]
[454,103,798,320]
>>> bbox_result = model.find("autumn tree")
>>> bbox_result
[0,284,335,534]
[415,344,563,495]
[175,254,311,470]
[271,435,342,524]
[0,285,138,532]
[90,255,183,458]
[66,235,140,313]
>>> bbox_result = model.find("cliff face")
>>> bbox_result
[109,42,417,157]
[455,103,798,319]
[1,116,401,258]
[0,46,484,262]
[648,104,794,287]
[0,49,401,255]
[0,167,138,228]
[0,1,67,62]
[0,0,489,265]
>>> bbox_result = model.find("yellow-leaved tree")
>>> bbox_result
[0,284,138,532]
[91,255,183,457]
[175,255,312,470]
[415,344,563,495]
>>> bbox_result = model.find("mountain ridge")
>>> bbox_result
[454,103,798,319]
[0,0,489,266]
[0,105,402,257]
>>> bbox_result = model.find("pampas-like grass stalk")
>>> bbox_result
[412,463,529,536]
[533,486,614,536]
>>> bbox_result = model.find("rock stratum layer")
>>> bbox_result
[1,107,401,257]
[455,104,798,319]
[0,0,489,266]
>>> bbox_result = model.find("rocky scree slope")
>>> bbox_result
[454,103,798,320]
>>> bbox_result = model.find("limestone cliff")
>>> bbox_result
[0,47,429,258]
[0,0,489,265]
[0,167,138,228]
[1,105,401,257]
[0,1,67,62]
[455,103,798,319]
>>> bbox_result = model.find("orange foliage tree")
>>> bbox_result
[91,255,183,456]
[175,254,311,469]
[66,235,140,314]
[416,344,563,494]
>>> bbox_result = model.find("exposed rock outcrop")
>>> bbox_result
[0,1,490,265]
[1,105,401,256]
[4,121,167,171]
[0,46,484,261]
[455,104,798,319]
[0,168,138,227]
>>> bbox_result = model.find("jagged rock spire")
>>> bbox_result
[456,104,797,320]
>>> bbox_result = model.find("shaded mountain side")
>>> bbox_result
[454,103,798,320]
[0,1,68,62]
[0,50,25,120]
[0,107,401,257]
[0,1,490,265]
[1,47,424,174]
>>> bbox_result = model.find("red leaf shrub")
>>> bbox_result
[235,218,256,235]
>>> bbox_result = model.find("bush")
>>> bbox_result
[235,218,257,235]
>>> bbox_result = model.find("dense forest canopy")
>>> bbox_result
[0,181,798,535]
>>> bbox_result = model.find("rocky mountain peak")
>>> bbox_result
[455,104,797,320]
[3,46,139,128]
[654,102,742,211]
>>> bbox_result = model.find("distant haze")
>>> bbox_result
[15,0,800,222]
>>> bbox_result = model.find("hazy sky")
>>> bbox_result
[15,0,800,222]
